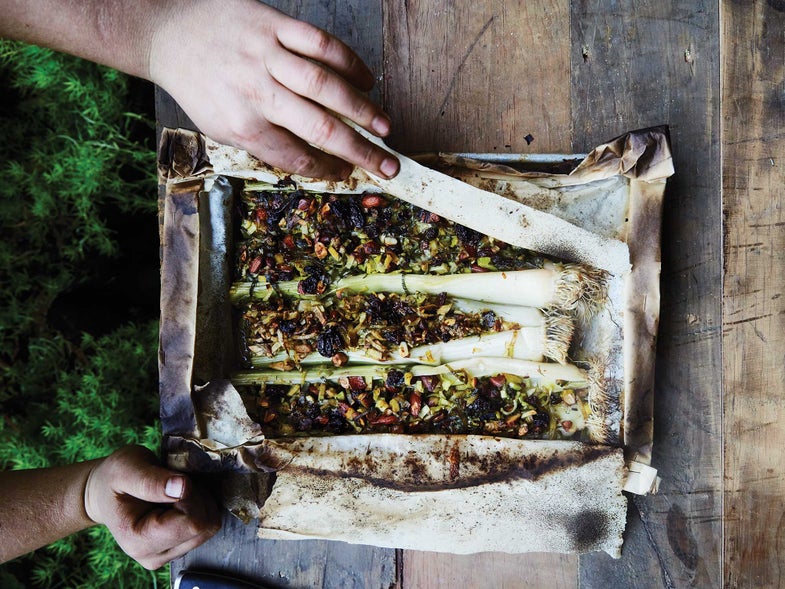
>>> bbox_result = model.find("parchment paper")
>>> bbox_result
[158,127,672,556]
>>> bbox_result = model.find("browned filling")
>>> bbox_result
[236,188,544,286]
[233,185,594,441]
[243,291,504,364]
[243,370,590,441]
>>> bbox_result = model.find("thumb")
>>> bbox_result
[111,446,191,504]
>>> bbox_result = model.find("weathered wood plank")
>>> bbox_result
[571,1,722,587]
[382,0,571,154]
[384,1,576,585]
[401,551,576,589]
[155,88,194,133]
[271,0,384,106]
[163,2,396,587]
[721,1,785,587]
[171,509,396,589]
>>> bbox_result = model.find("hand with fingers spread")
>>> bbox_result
[149,0,399,180]
[0,445,221,568]
[84,445,221,570]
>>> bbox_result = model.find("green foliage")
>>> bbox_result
[0,324,162,467]
[0,40,156,397]
[0,322,168,588]
[0,41,166,588]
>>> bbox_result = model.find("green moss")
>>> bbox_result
[0,40,166,587]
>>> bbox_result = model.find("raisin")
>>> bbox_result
[298,275,319,295]
[365,294,384,320]
[328,198,365,229]
[316,325,344,357]
[478,379,501,399]
[481,310,496,330]
[377,207,393,225]
[295,417,313,431]
[382,329,403,344]
[304,263,329,282]
[531,412,550,431]
[279,319,297,334]
[491,254,516,271]
[348,199,365,229]
[415,207,431,223]
[466,396,498,420]
[390,298,415,322]
[275,267,295,281]
[386,369,405,389]
[298,263,330,295]
[305,403,321,421]
[327,408,349,433]
[264,385,288,402]
[267,191,299,226]
[455,223,482,246]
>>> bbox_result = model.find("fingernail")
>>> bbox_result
[372,115,391,136]
[380,157,399,179]
[165,476,185,499]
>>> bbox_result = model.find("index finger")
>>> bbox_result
[141,527,218,570]
[137,503,220,550]
[276,19,375,91]
[129,509,219,570]
[264,51,390,137]
[264,90,400,178]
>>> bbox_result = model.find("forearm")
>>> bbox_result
[0,0,161,78]
[0,459,100,563]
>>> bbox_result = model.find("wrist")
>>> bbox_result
[82,457,108,525]
[147,0,228,88]
[86,0,161,80]
[145,0,185,85]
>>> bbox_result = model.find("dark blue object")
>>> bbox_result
[175,570,274,589]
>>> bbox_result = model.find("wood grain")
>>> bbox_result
[384,2,578,587]
[401,551,576,589]
[571,1,722,587]
[382,0,570,154]
[171,509,396,589]
[722,1,785,587]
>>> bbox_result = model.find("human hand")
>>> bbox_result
[84,445,221,570]
[149,0,399,180]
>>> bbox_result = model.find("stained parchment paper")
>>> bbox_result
[158,127,672,556]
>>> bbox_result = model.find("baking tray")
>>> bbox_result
[157,127,672,555]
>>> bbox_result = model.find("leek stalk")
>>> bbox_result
[231,264,606,313]
[233,357,588,386]
[252,328,549,368]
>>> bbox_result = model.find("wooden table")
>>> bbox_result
[158,1,785,587]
